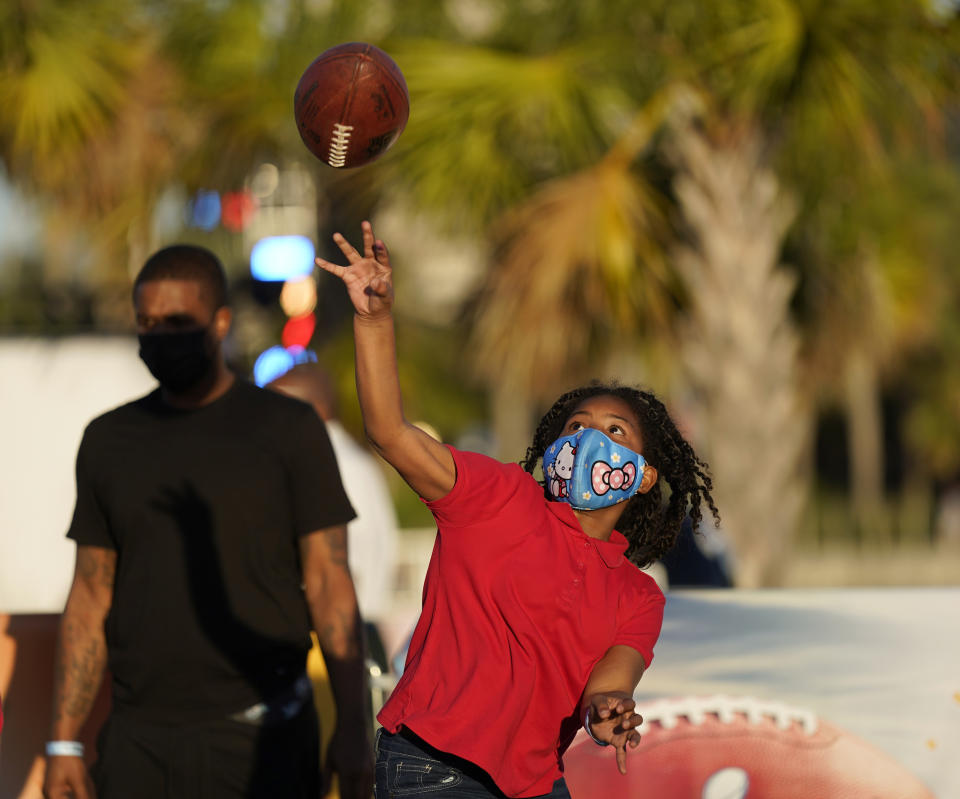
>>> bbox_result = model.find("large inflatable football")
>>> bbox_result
[563,695,935,798]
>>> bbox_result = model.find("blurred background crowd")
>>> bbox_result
[2,0,960,600]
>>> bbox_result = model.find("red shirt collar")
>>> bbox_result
[544,500,628,568]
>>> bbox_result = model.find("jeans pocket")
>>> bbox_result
[375,758,388,799]
[388,758,462,795]
[375,727,384,755]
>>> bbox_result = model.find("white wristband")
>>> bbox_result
[583,707,610,747]
[46,741,85,758]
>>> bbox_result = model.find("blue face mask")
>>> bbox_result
[542,428,646,511]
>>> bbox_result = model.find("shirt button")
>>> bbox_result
[576,560,585,570]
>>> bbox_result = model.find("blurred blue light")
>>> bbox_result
[253,345,318,386]
[250,235,315,282]
[190,189,221,231]
[253,346,295,387]
[291,347,318,365]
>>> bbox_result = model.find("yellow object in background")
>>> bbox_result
[307,632,340,799]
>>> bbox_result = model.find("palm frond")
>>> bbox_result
[0,2,142,184]
[471,156,671,400]
[377,38,636,230]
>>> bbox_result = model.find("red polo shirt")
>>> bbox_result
[377,447,664,797]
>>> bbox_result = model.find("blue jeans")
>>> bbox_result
[374,728,572,799]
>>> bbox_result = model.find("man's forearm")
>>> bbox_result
[50,546,115,741]
[301,527,370,727]
[50,601,108,740]
[310,588,369,721]
[308,576,375,797]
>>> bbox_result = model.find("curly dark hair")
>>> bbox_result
[520,382,720,567]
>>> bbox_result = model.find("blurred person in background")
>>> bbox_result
[317,222,720,799]
[43,245,373,799]
[267,363,400,735]
[267,363,400,627]
[659,516,733,589]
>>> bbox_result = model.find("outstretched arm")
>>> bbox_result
[579,645,648,775]
[316,221,455,501]
[43,545,115,799]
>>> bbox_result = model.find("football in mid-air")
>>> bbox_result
[563,695,935,799]
[293,42,409,169]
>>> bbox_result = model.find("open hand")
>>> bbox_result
[315,221,393,320]
[585,692,644,775]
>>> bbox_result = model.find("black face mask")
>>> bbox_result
[138,328,216,393]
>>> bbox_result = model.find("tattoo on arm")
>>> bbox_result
[301,528,361,658]
[77,549,98,581]
[301,527,369,728]
[54,619,107,721]
[99,553,116,588]
[51,547,114,733]
[317,605,362,659]
[76,546,116,589]
[321,527,349,569]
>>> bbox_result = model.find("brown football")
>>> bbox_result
[293,42,409,169]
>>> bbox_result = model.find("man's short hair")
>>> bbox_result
[133,245,228,310]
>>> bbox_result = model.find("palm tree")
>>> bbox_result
[0,0,198,301]
[376,0,960,584]
[665,116,805,586]
[467,96,683,458]
[4,0,958,584]
[652,0,959,581]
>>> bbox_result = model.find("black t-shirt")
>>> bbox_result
[68,379,356,723]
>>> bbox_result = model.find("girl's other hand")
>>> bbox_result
[585,692,644,774]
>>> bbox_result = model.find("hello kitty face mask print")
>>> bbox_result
[542,428,646,511]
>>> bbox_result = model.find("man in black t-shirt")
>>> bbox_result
[43,246,374,799]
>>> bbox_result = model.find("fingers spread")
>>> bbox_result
[332,232,362,263]
[315,257,346,277]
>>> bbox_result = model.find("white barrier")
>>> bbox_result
[0,337,155,613]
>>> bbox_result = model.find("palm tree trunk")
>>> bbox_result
[670,121,807,587]
[843,346,886,541]
[492,381,536,464]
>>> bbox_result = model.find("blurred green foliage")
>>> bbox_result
[2,0,960,571]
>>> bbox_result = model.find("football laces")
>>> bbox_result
[636,695,818,736]
[328,123,354,168]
